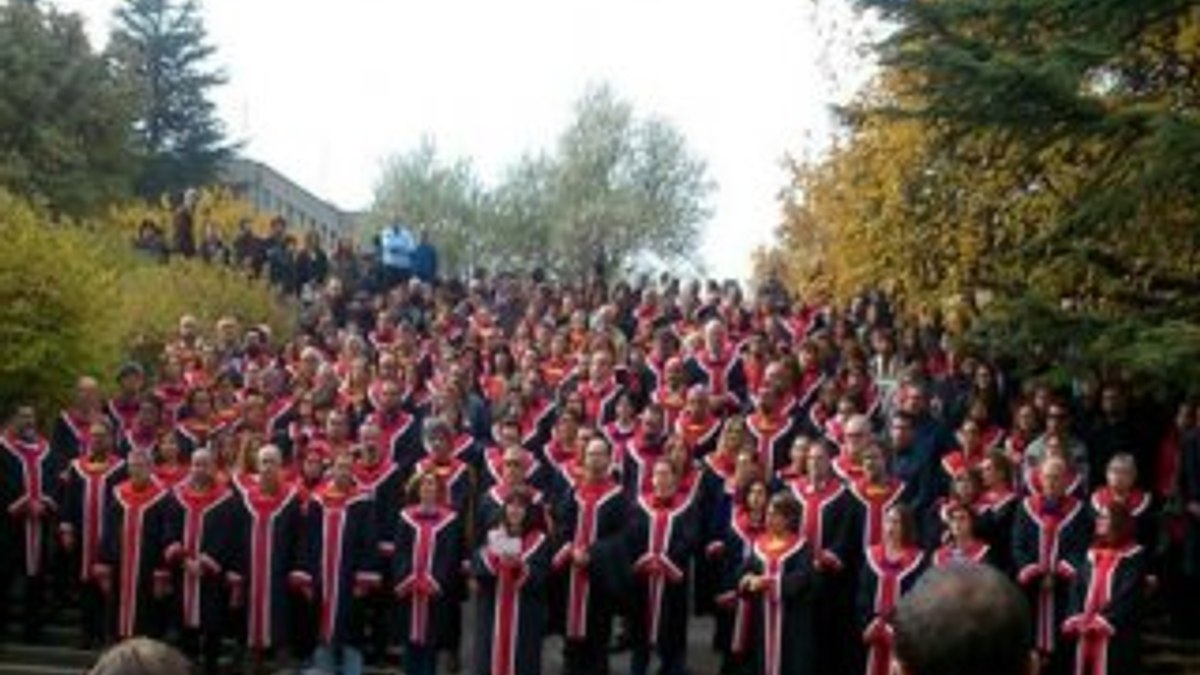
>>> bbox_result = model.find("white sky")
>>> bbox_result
[57,0,849,280]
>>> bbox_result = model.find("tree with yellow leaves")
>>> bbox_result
[762,0,1200,393]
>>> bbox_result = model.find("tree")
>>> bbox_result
[366,83,715,280]
[761,0,1200,394]
[548,84,714,278]
[109,0,234,200]
[365,138,489,276]
[0,1,135,216]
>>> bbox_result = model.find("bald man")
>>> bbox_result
[1012,457,1091,675]
[230,445,304,657]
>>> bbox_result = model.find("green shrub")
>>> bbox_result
[0,189,295,421]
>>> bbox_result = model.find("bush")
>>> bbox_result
[0,190,122,418]
[0,189,294,421]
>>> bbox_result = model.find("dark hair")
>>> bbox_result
[888,503,919,548]
[88,638,191,675]
[894,565,1031,675]
[767,493,802,533]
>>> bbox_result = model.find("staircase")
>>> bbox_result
[2,600,1196,675]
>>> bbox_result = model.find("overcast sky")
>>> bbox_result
[57,0,851,280]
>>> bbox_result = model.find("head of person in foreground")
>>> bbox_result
[892,563,1035,675]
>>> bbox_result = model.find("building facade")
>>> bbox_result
[221,158,358,243]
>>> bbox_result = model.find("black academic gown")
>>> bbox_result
[552,479,627,664]
[229,481,303,651]
[1013,494,1092,670]
[393,505,462,648]
[685,350,748,412]
[61,456,125,583]
[978,488,1019,575]
[162,481,238,634]
[369,409,421,478]
[856,545,928,675]
[789,476,859,675]
[352,458,405,562]
[745,412,796,480]
[0,433,61,594]
[715,506,765,665]
[60,455,125,642]
[51,410,93,465]
[472,529,552,675]
[99,481,173,639]
[625,489,701,661]
[293,486,379,647]
[735,534,817,675]
[1064,544,1145,675]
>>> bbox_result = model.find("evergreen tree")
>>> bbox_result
[762,0,1200,395]
[0,1,135,215]
[109,0,234,200]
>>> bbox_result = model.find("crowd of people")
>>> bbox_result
[2,255,1198,675]
[134,192,439,300]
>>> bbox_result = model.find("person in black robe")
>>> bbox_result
[623,403,669,497]
[626,457,701,675]
[1087,453,1156,551]
[685,320,748,414]
[1064,502,1146,675]
[572,349,626,428]
[0,405,61,641]
[978,450,1019,575]
[351,420,406,664]
[932,501,997,568]
[745,387,797,479]
[552,438,628,675]
[292,453,380,675]
[228,444,304,669]
[364,380,422,476]
[394,470,463,675]
[674,386,724,459]
[59,418,125,648]
[52,377,103,465]
[472,490,552,675]
[162,448,237,675]
[96,449,173,640]
[736,493,816,675]
[715,477,768,675]
[788,439,859,675]
[1013,456,1092,675]
[856,504,927,675]
[846,442,910,554]
[476,446,549,541]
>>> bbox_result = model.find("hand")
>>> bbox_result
[468,579,481,595]
[1042,576,1054,591]
[61,531,77,552]
[184,558,203,577]
[572,547,590,567]
[1187,502,1200,519]
[28,501,45,519]
[230,585,244,609]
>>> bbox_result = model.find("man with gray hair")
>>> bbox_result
[230,444,303,663]
[162,447,236,675]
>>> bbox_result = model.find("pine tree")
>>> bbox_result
[109,0,234,200]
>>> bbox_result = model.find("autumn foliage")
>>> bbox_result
[760,2,1200,393]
